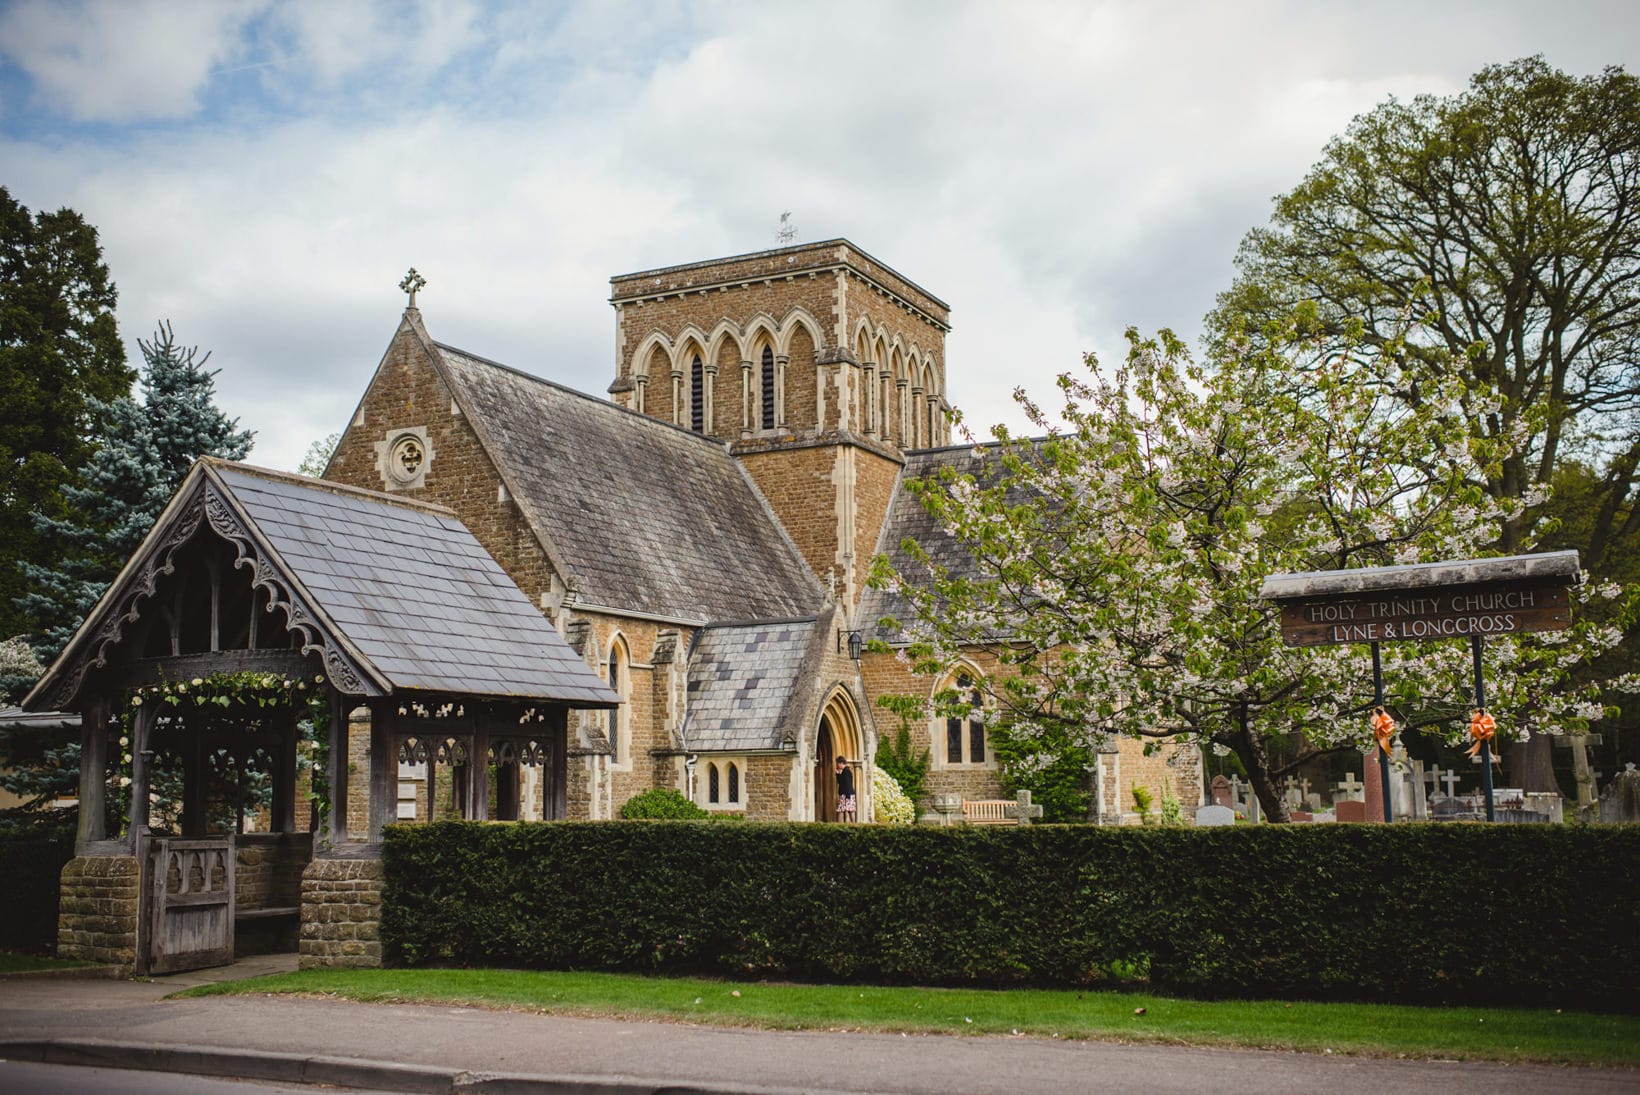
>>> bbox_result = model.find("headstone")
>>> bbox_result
[1335,799,1366,823]
[1195,804,1235,827]
[1409,760,1429,821]
[1312,809,1335,823]
[1555,733,1603,819]
[1335,773,1364,800]
[1522,792,1563,823]
[1289,810,1314,823]
[1211,775,1234,808]
[1363,754,1385,823]
[1005,789,1044,825]
[1305,792,1324,811]
[1598,766,1640,824]
[1283,776,1303,808]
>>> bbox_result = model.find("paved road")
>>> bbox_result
[0,1060,402,1094]
[1,959,1633,1095]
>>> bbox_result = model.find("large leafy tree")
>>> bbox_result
[871,330,1629,821]
[1209,57,1640,787]
[21,322,253,661]
[0,188,131,641]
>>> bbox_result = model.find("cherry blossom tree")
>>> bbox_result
[871,328,1632,821]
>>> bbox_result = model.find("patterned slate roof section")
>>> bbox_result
[435,345,822,624]
[858,443,1030,646]
[213,464,618,705]
[683,618,820,752]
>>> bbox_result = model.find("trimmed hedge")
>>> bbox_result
[0,811,76,954]
[382,822,1640,1012]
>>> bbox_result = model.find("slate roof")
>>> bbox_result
[683,618,820,752]
[858,442,1033,645]
[434,345,821,624]
[214,463,618,704]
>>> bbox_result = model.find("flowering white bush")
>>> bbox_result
[872,765,915,825]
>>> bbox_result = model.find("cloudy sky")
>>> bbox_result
[2,0,1635,470]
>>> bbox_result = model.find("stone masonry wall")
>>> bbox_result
[299,857,384,969]
[859,647,1202,821]
[57,855,140,972]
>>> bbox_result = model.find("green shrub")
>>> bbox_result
[381,821,1639,1012]
[0,809,76,954]
[619,788,707,819]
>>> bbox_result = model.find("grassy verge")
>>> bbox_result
[0,952,92,974]
[178,968,1638,1066]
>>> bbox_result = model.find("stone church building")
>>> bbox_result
[322,239,1199,826]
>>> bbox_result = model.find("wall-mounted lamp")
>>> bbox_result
[838,629,864,661]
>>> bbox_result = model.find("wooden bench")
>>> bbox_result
[961,799,1015,825]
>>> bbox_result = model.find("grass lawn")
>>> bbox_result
[0,952,93,974]
[179,968,1639,1066]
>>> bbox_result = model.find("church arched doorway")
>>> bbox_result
[813,689,865,822]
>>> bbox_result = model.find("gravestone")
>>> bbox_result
[1195,804,1235,827]
[1289,810,1314,822]
[1335,773,1364,800]
[1211,775,1234,808]
[1004,789,1045,825]
[1335,800,1366,823]
[1598,764,1640,824]
[1409,760,1429,820]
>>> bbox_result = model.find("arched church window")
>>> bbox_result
[606,645,625,765]
[760,347,776,430]
[944,674,986,765]
[728,761,740,804]
[708,762,720,803]
[690,355,705,432]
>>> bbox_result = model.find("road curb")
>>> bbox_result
[0,1038,842,1094]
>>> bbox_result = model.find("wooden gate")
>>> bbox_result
[143,836,235,975]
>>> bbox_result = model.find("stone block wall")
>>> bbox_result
[57,855,140,973]
[299,857,384,969]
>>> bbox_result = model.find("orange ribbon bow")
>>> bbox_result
[1370,707,1396,758]
[1465,708,1497,759]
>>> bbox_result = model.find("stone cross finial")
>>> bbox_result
[399,267,427,308]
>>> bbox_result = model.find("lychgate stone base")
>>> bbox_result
[57,855,141,975]
[299,857,384,969]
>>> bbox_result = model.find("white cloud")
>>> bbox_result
[0,0,260,122]
[0,0,1634,470]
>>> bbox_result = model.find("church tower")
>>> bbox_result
[608,240,951,612]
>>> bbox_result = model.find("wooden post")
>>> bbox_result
[76,699,110,845]
[272,712,297,834]
[183,723,208,838]
[129,701,156,836]
[327,691,349,846]
[368,705,396,842]
[547,708,568,820]
[468,726,490,821]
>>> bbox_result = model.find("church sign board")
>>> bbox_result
[1260,551,1579,648]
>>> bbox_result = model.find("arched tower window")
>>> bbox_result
[690,354,705,432]
[760,346,776,430]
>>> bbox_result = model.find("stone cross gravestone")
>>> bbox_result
[1005,789,1044,825]
[1335,772,1364,800]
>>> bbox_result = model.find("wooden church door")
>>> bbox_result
[814,718,836,821]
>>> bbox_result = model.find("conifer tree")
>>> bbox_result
[21,322,253,661]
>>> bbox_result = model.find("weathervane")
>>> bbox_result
[399,267,427,308]
[777,212,797,245]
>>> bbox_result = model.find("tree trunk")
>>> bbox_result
[1230,713,1291,823]
[1505,732,1559,794]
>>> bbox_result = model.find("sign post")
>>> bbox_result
[1261,551,1580,822]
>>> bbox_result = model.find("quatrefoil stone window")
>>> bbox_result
[375,427,433,491]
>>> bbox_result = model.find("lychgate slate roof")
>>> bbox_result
[29,460,619,708]
[683,618,820,751]
[434,345,821,624]
[214,463,618,703]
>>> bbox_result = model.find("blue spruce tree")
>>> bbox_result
[19,321,253,665]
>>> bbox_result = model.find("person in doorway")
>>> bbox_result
[834,757,857,822]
